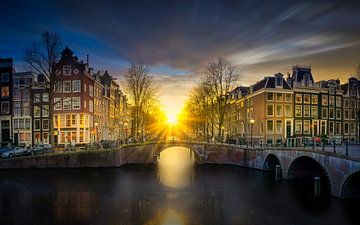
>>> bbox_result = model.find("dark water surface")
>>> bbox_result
[0,148,359,225]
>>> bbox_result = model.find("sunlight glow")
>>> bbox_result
[166,112,179,125]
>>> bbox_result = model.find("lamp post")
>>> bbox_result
[94,122,98,142]
[250,119,255,147]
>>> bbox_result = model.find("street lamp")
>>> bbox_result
[94,122,98,142]
[250,119,255,147]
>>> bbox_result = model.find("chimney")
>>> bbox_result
[86,54,89,66]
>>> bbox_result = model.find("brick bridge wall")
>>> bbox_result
[0,142,359,199]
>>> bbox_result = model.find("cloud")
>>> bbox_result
[1,0,360,110]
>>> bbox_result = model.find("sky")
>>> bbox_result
[1,0,360,116]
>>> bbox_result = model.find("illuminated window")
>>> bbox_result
[295,94,302,103]
[295,105,302,117]
[1,86,9,97]
[304,94,310,104]
[311,95,318,104]
[322,95,328,106]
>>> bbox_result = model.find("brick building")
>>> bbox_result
[0,58,13,145]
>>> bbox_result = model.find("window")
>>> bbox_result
[321,108,328,119]
[13,89,21,101]
[54,98,62,110]
[295,94,302,103]
[276,120,282,134]
[72,80,81,92]
[304,105,310,117]
[89,100,94,112]
[71,115,76,126]
[336,96,341,107]
[13,119,19,129]
[63,81,71,93]
[321,121,327,135]
[295,121,302,134]
[55,81,62,93]
[285,94,292,102]
[344,109,349,120]
[1,86,9,97]
[79,131,84,142]
[63,65,71,75]
[89,85,94,97]
[351,110,356,120]
[285,105,292,117]
[25,119,30,129]
[72,97,81,109]
[34,119,41,131]
[1,73,9,82]
[13,102,21,115]
[276,105,283,116]
[34,106,41,117]
[329,121,334,135]
[336,109,341,120]
[335,122,341,135]
[329,96,335,106]
[303,120,310,134]
[312,95,318,104]
[34,93,41,103]
[351,100,356,108]
[267,93,274,101]
[42,93,49,102]
[66,115,71,127]
[344,99,349,108]
[344,122,349,134]
[267,120,273,133]
[275,76,283,87]
[311,106,318,118]
[329,108,335,119]
[267,104,274,116]
[304,94,310,104]
[1,101,9,114]
[276,93,283,102]
[79,114,84,126]
[295,105,302,117]
[350,123,356,134]
[63,97,71,110]
[42,119,49,130]
[322,95,328,106]
[42,105,49,117]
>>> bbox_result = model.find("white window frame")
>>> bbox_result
[72,80,81,93]
[63,81,71,93]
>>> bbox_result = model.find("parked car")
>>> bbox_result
[0,146,11,154]
[28,145,44,155]
[41,144,53,152]
[1,147,27,159]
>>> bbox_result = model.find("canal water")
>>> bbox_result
[0,146,358,225]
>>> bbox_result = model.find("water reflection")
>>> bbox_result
[157,147,195,188]
[0,165,359,225]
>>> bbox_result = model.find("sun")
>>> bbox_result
[166,113,178,126]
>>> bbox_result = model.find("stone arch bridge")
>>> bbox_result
[0,141,359,199]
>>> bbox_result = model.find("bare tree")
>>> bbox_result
[201,57,241,140]
[24,31,62,145]
[123,60,158,141]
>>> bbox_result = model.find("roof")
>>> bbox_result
[291,65,314,84]
[252,74,292,93]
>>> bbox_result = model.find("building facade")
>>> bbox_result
[0,58,13,145]
[53,47,95,145]
[12,72,34,147]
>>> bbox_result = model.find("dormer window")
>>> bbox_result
[304,73,311,87]
[275,76,283,87]
[63,65,71,75]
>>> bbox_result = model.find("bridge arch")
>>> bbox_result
[263,154,282,175]
[341,170,360,199]
[157,144,202,162]
[287,156,332,193]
